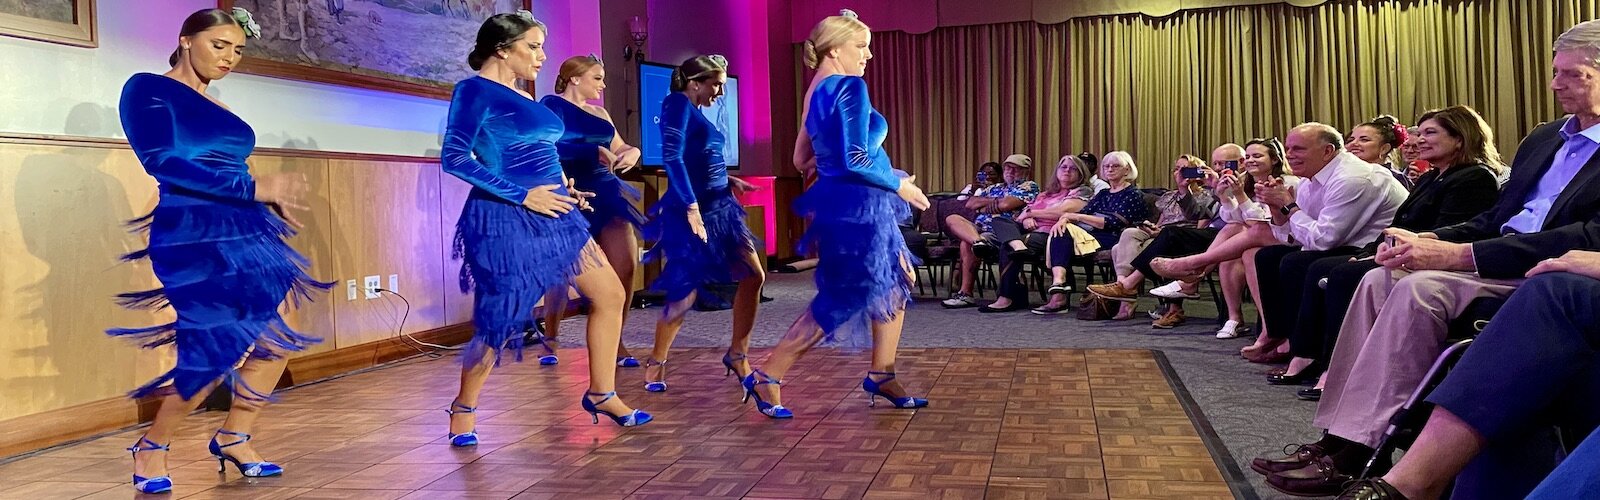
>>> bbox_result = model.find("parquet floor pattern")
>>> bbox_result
[0,348,1234,500]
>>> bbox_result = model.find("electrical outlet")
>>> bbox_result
[363,275,381,299]
[388,274,399,295]
[346,279,358,301]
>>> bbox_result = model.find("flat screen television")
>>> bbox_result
[638,61,739,168]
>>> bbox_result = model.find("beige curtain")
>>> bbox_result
[857,0,1600,192]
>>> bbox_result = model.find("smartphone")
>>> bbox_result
[1180,167,1204,179]
[1386,235,1398,248]
[1223,160,1240,171]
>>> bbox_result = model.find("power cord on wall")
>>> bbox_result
[370,288,460,368]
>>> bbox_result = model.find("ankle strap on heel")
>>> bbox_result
[867,371,897,382]
[751,369,782,386]
[127,436,170,454]
[212,429,253,449]
[445,402,477,415]
[585,391,617,405]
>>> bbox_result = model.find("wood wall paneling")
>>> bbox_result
[327,160,448,348]
[0,144,167,421]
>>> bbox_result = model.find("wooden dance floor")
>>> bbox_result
[0,348,1237,499]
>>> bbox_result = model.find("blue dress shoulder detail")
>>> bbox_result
[110,73,330,401]
[443,77,598,366]
[796,75,917,346]
[539,95,644,236]
[642,91,757,303]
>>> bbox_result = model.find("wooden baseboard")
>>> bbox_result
[0,322,473,461]
[283,323,473,385]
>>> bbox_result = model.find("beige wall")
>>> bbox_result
[0,138,651,423]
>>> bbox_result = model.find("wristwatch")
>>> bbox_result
[1279,202,1299,216]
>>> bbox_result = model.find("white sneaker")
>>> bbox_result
[1150,280,1200,300]
[1216,320,1241,339]
[942,293,976,308]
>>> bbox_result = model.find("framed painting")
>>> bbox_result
[0,0,97,47]
[220,0,533,100]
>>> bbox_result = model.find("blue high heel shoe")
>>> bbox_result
[444,401,479,447]
[581,391,653,427]
[616,356,640,368]
[127,435,173,494]
[740,369,793,419]
[643,358,668,392]
[530,332,558,365]
[862,371,929,409]
[208,429,284,477]
[721,352,747,377]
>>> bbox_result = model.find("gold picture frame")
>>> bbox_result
[219,0,533,100]
[0,0,97,48]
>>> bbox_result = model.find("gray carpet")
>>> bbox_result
[586,272,1319,499]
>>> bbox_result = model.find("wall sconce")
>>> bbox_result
[623,15,647,61]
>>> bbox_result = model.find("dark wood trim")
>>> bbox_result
[0,132,440,163]
[0,322,472,461]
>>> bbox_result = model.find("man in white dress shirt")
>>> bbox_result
[1246,124,1408,379]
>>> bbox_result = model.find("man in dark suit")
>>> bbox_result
[1257,18,1600,496]
[1336,251,1600,500]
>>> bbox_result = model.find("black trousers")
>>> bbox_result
[1130,226,1220,280]
[1253,245,1358,341]
[989,219,1049,303]
[1290,257,1381,360]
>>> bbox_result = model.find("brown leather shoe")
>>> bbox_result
[1250,443,1330,475]
[1151,308,1186,329]
[1336,478,1410,500]
[1087,282,1138,302]
[1266,456,1356,497]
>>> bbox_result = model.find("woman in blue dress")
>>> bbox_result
[443,12,652,445]
[111,8,325,493]
[534,55,646,368]
[640,54,766,393]
[742,10,931,418]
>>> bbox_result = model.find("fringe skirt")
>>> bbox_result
[578,175,646,237]
[453,189,601,367]
[108,197,330,401]
[642,188,760,302]
[795,181,918,347]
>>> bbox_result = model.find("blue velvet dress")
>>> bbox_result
[797,75,917,345]
[642,92,758,302]
[444,77,597,365]
[539,95,645,236]
[111,73,328,400]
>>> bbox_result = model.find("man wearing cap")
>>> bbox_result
[943,154,1040,308]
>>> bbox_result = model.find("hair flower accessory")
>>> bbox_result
[839,8,858,18]
[708,54,729,70]
[515,9,536,22]
[231,7,262,39]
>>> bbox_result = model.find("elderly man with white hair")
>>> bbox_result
[1259,18,1600,498]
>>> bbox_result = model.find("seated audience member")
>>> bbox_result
[1078,151,1110,193]
[1283,106,1502,397]
[1031,151,1149,315]
[1131,140,1287,338]
[1330,252,1600,500]
[1086,153,1220,325]
[980,155,1097,312]
[943,155,1040,308]
[957,161,1001,200]
[1345,115,1415,190]
[1256,19,1600,496]
[1400,126,1432,186]
[1243,123,1408,375]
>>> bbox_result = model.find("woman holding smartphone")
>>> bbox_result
[1148,138,1297,347]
